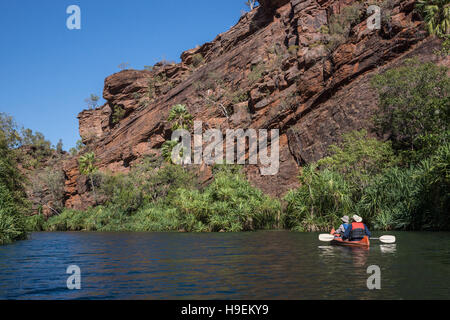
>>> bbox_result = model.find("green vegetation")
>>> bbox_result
[435,36,450,56]
[147,73,168,99]
[285,59,449,232]
[322,2,364,51]
[161,140,180,164]
[190,53,205,68]
[43,162,280,233]
[0,113,54,169]
[416,0,450,38]
[31,167,66,214]
[84,94,100,110]
[317,130,397,192]
[112,105,126,124]
[167,104,193,131]
[0,130,28,244]
[5,14,450,239]
[229,89,249,104]
[78,152,98,201]
[248,62,266,84]
[160,104,193,164]
[69,139,86,156]
[284,165,353,232]
[358,144,449,230]
[36,102,280,234]
[371,59,449,163]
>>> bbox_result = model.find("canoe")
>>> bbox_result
[329,229,370,248]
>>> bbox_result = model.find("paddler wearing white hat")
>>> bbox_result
[333,215,350,236]
[342,215,371,241]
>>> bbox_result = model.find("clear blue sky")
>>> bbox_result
[0,0,251,150]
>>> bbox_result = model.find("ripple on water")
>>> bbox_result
[0,231,449,299]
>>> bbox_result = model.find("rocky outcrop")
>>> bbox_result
[60,0,447,210]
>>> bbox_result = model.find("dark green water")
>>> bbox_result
[0,231,449,299]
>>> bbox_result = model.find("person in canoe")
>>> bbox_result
[343,215,371,241]
[333,215,350,237]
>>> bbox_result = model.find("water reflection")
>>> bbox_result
[0,231,449,299]
[380,244,397,254]
[318,245,369,267]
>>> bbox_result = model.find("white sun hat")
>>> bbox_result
[352,215,363,223]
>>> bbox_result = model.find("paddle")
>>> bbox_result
[318,234,396,244]
[371,235,396,244]
[318,234,335,242]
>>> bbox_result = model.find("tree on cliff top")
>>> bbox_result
[84,94,100,110]
[245,1,259,11]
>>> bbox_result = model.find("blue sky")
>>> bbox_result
[0,0,251,150]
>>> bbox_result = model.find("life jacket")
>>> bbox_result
[350,222,366,240]
[343,223,350,231]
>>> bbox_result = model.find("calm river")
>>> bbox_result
[0,231,449,299]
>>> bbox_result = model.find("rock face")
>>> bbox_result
[61,0,446,210]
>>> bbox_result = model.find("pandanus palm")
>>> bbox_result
[167,104,193,131]
[416,0,450,38]
[161,140,179,164]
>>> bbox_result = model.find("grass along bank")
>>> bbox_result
[42,164,281,233]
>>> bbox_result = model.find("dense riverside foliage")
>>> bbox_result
[0,131,28,244]
[1,113,62,243]
[44,164,281,232]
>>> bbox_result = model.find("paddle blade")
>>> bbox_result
[319,234,335,242]
[379,235,396,244]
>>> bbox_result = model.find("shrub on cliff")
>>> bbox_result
[324,2,364,51]
[416,0,450,38]
[190,53,205,68]
[371,59,449,162]
[78,152,98,200]
[318,130,398,193]
[112,105,126,124]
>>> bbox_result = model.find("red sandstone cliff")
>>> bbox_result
[60,0,447,210]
